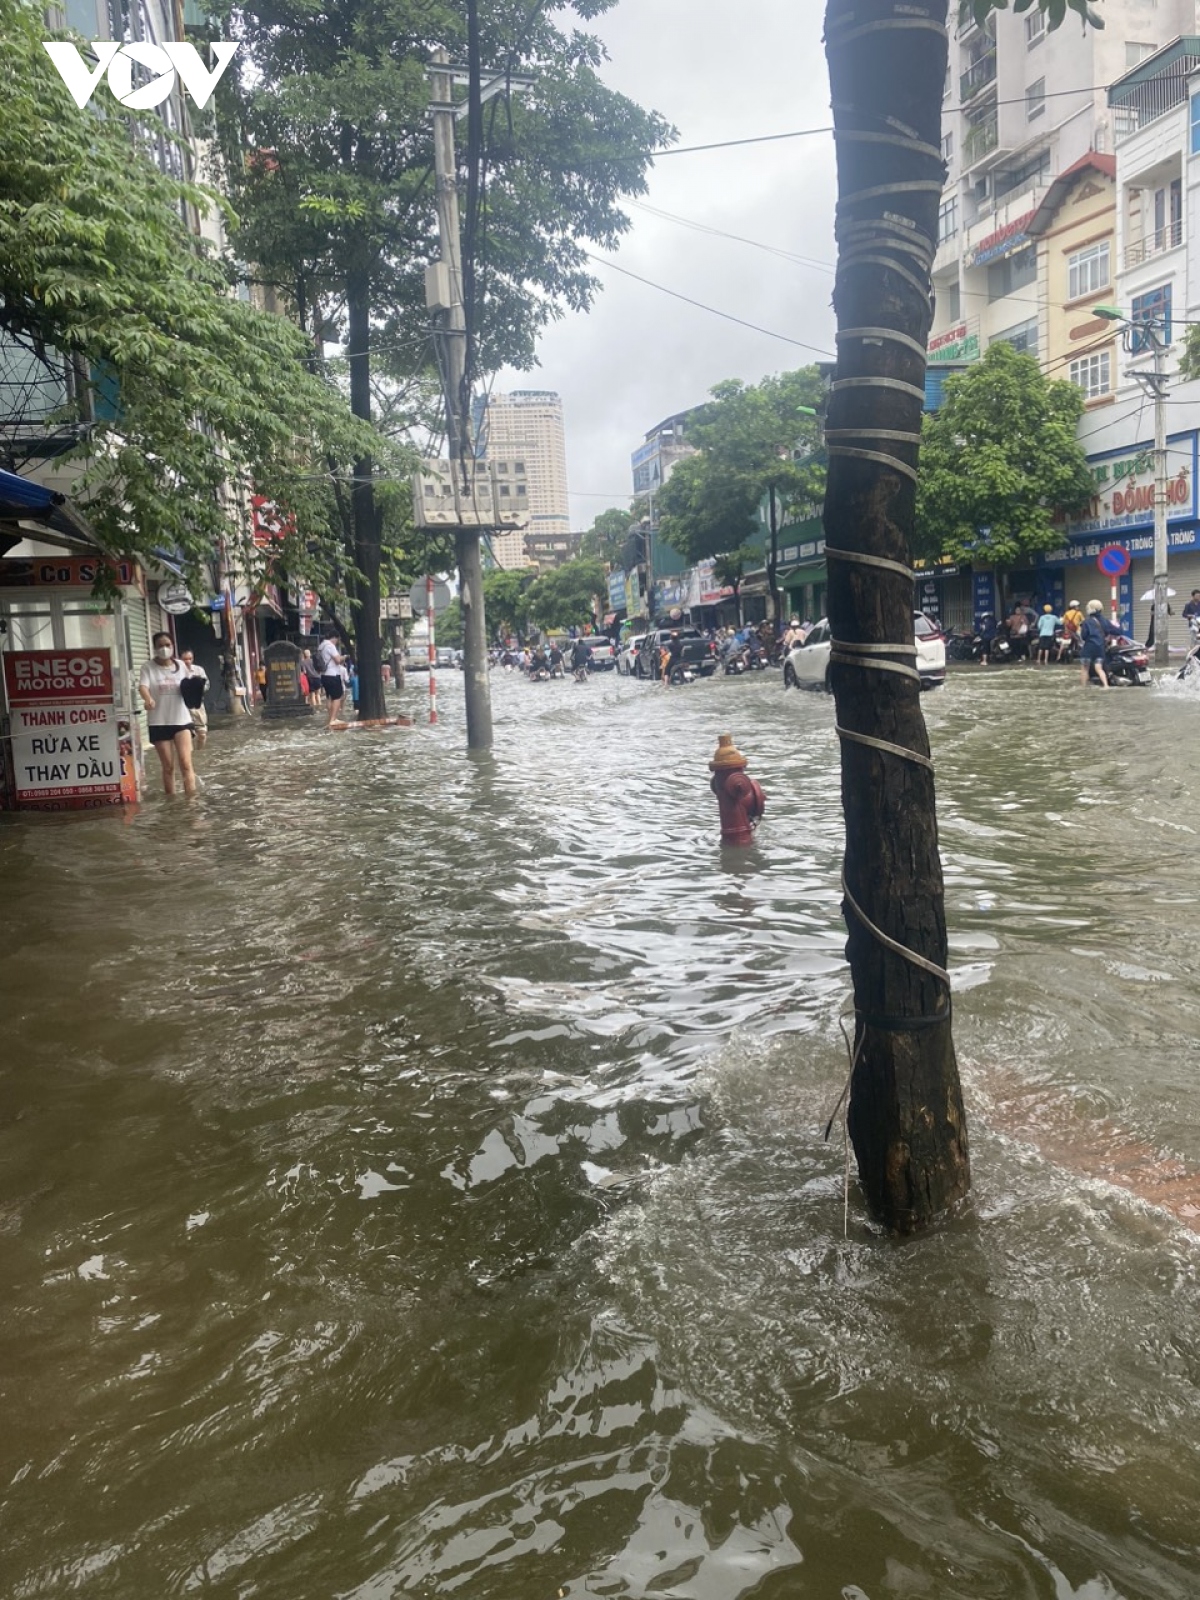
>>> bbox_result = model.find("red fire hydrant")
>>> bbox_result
[709,732,766,847]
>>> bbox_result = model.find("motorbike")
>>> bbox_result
[1090,635,1152,686]
[668,662,696,686]
[529,665,550,683]
[945,629,981,662]
[1176,621,1200,682]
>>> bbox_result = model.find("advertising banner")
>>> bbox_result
[1065,433,1198,539]
[973,571,996,628]
[2,648,135,809]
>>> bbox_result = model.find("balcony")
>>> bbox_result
[960,50,997,103]
[1125,217,1184,267]
[964,116,999,167]
[1109,35,1200,146]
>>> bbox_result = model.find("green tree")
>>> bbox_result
[213,0,671,716]
[482,567,533,641]
[524,557,606,631]
[712,547,760,627]
[655,371,824,615]
[656,454,759,566]
[0,0,376,588]
[916,342,1093,570]
[822,0,1099,1231]
[580,507,634,566]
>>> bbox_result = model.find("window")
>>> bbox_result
[938,197,958,243]
[1026,77,1045,120]
[1069,350,1112,400]
[944,65,951,99]
[1025,10,1045,45]
[1131,283,1173,350]
[987,245,1036,301]
[1067,241,1110,299]
[1126,41,1156,68]
[995,316,1039,358]
[942,131,954,164]
[1192,92,1200,155]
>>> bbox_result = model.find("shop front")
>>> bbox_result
[1040,429,1200,645]
[0,551,150,809]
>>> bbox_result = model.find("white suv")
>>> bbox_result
[783,613,946,692]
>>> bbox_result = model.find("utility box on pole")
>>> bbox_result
[411,460,529,530]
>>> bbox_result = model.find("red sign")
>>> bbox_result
[2,648,134,809]
[4,649,114,705]
[251,496,295,547]
[0,557,142,591]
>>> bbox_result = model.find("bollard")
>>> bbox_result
[709,732,766,847]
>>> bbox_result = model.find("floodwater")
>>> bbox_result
[3,661,1200,1599]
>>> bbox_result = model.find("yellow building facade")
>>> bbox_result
[1028,154,1118,410]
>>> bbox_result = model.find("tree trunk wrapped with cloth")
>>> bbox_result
[822,0,970,1231]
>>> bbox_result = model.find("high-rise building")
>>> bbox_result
[474,390,570,569]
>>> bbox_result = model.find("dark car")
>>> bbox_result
[635,628,719,680]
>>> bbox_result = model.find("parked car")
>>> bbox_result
[635,628,720,679]
[617,634,646,676]
[783,613,946,692]
[435,646,457,668]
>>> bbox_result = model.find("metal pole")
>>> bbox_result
[427,574,438,725]
[430,50,492,749]
[1152,325,1170,668]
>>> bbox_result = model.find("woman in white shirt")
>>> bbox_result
[138,632,198,795]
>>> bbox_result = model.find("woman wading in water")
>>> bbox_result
[138,632,199,795]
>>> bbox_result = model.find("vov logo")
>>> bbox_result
[43,40,240,111]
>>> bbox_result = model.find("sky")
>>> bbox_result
[495,0,839,530]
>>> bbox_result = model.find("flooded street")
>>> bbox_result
[4,663,1200,1599]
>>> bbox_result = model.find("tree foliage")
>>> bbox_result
[524,556,606,630]
[0,0,379,586]
[656,370,825,564]
[579,506,634,566]
[481,566,532,640]
[915,342,1094,567]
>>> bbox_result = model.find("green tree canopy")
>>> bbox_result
[655,369,825,567]
[915,341,1095,567]
[482,566,533,640]
[579,507,634,566]
[524,556,606,631]
[0,0,379,586]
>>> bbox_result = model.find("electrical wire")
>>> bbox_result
[582,252,835,356]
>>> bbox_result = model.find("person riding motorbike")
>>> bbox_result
[548,643,564,677]
[570,638,592,681]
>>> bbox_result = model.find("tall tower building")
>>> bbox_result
[474,391,570,569]
[929,0,1196,384]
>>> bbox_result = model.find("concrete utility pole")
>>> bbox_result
[1149,325,1171,669]
[429,48,492,750]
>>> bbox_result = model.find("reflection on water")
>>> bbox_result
[2,664,1200,1597]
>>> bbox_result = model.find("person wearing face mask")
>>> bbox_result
[138,632,198,795]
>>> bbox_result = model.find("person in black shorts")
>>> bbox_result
[317,632,346,727]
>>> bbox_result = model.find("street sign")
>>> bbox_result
[159,580,194,614]
[409,577,452,616]
[1097,544,1131,576]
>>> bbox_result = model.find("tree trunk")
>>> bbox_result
[823,0,970,1231]
[346,270,385,720]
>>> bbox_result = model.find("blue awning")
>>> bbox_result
[0,468,63,515]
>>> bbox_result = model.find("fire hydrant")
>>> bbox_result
[709,732,766,847]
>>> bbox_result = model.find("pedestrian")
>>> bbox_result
[1079,599,1120,689]
[316,630,346,728]
[1034,604,1059,666]
[1182,589,1200,626]
[254,660,268,704]
[1057,600,1084,661]
[299,647,317,705]
[138,632,198,796]
[1005,603,1031,662]
[178,649,209,747]
[978,611,998,666]
[662,629,683,686]
[347,657,360,714]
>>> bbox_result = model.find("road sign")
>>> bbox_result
[409,577,452,616]
[1097,544,1131,576]
[159,580,194,614]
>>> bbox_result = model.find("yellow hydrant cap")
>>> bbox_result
[709,732,748,771]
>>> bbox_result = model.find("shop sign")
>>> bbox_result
[927,324,981,364]
[608,570,627,609]
[1066,433,1198,537]
[658,580,684,607]
[0,556,142,592]
[2,648,135,809]
[251,495,295,547]
[917,579,942,622]
[780,545,799,562]
[623,571,642,616]
[968,209,1037,269]
[1041,525,1200,566]
[973,571,996,627]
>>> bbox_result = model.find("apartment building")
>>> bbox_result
[930,0,1195,381]
[474,391,570,570]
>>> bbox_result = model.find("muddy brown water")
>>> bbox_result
[3,662,1200,1598]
